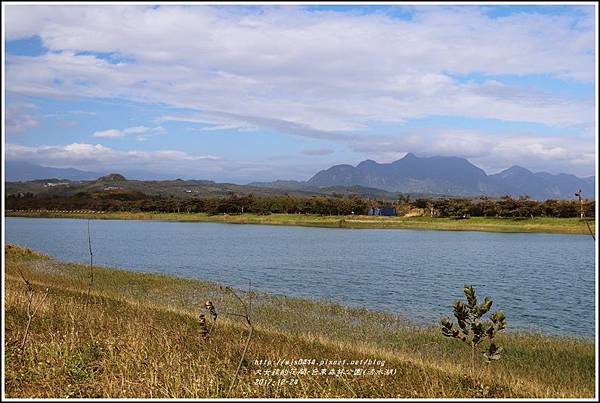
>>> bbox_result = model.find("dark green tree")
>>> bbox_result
[440,284,507,374]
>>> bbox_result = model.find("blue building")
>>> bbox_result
[368,207,397,216]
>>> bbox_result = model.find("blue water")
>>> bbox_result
[5,217,596,337]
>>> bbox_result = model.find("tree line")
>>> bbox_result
[408,195,595,218]
[5,191,595,218]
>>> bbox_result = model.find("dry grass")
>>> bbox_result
[4,245,595,398]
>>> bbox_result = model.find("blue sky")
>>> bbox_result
[4,3,597,182]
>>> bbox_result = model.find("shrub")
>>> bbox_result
[440,284,507,373]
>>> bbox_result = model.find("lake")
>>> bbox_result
[5,217,596,337]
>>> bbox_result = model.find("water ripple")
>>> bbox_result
[6,217,596,337]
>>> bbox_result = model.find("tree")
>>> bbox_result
[440,284,507,375]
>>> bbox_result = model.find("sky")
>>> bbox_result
[3,3,597,183]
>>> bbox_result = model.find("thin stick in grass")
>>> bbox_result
[584,220,595,240]
[222,280,254,397]
[17,267,49,351]
[86,219,94,303]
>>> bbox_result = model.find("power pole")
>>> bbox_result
[575,189,584,219]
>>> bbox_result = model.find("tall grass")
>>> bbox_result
[4,245,595,398]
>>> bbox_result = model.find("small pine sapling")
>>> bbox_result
[440,284,507,374]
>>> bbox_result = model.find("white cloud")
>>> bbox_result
[4,5,595,132]
[347,128,596,176]
[5,142,221,173]
[4,141,324,182]
[3,5,596,178]
[6,112,39,134]
[92,126,163,138]
[159,113,255,132]
[123,126,150,134]
[5,102,39,134]
[93,129,124,138]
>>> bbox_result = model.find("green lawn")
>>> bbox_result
[6,210,596,235]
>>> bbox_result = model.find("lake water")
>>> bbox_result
[5,217,596,338]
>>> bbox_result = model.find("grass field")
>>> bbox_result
[4,245,595,398]
[6,210,596,235]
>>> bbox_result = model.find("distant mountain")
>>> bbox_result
[306,154,595,200]
[584,176,595,187]
[5,161,104,182]
[95,173,128,182]
[4,161,174,182]
[6,156,595,200]
[308,153,496,195]
[5,175,408,201]
[488,166,595,200]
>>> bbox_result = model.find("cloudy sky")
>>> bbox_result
[4,3,597,182]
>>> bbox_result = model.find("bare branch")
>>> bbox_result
[86,219,94,303]
[224,286,247,310]
[222,281,254,397]
[248,279,252,324]
[18,273,50,351]
[585,220,595,241]
[16,267,33,292]
[222,311,248,319]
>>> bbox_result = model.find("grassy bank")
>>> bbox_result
[4,245,595,398]
[6,210,596,235]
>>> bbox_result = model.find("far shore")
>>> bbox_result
[6,210,596,235]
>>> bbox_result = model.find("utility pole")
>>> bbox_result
[575,189,595,240]
[575,189,584,219]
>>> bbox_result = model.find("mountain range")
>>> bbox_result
[5,155,596,200]
[251,153,595,200]
[5,161,173,182]
[5,161,104,182]
[258,153,595,200]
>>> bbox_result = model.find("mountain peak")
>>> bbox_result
[307,154,594,199]
[496,165,533,177]
[357,159,378,168]
[506,165,532,173]
[97,173,127,182]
